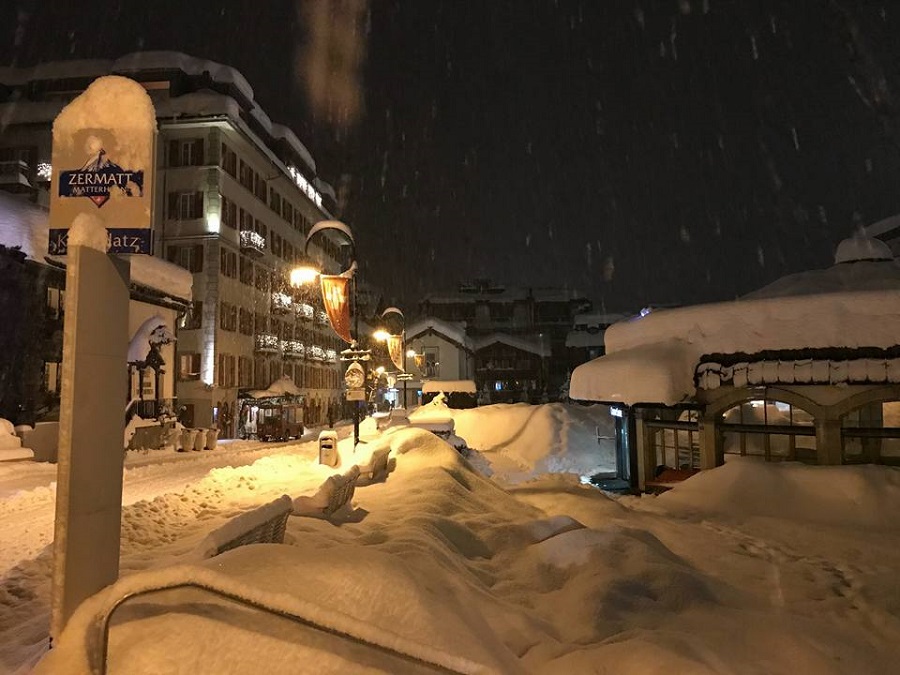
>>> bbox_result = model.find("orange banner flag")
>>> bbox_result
[387,334,404,371]
[320,274,352,343]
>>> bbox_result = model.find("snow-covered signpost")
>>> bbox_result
[49,76,156,643]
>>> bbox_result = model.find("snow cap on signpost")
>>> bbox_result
[50,75,157,256]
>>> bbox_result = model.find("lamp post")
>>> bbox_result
[290,220,368,447]
[374,306,409,409]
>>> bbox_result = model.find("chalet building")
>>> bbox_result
[402,317,474,407]
[418,280,591,401]
[473,333,550,404]
[0,52,351,434]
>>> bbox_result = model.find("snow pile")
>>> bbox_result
[651,457,900,531]
[0,419,31,461]
[53,75,156,168]
[411,401,616,483]
[4,409,900,674]
[247,375,303,399]
[32,428,900,674]
[0,418,34,462]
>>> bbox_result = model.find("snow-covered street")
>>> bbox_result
[1,402,899,674]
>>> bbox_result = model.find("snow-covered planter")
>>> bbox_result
[179,428,199,453]
[204,428,219,451]
[192,430,206,452]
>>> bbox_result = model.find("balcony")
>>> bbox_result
[282,340,305,359]
[255,333,280,353]
[308,345,326,361]
[272,292,292,314]
[295,303,314,321]
[240,230,266,257]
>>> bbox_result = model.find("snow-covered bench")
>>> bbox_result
[291,466,361,518]
[189,495,293,560]
[409,418,455,438]
[376,408,410,430]
[357,446,392,484]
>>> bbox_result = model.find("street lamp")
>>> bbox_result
[289,220,368,447]
[374,306,412,409]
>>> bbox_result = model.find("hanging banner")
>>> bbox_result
[320,274,352,343]
[387,334,404,371]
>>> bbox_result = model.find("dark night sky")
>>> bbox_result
[3,1,900,312]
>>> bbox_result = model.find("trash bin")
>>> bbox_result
[204,428,219,450]
[180,428,198,453]
[193,429,206,452]
[318,430,339,467]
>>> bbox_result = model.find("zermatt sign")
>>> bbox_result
[49,76,157,256]
[58,148,144,208]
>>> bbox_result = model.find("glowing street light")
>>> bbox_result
[289,220,367,446]
[374,307,413,408]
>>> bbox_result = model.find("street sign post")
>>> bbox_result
[49,75,157,643]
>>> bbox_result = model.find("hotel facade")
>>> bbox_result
[0,52,349,434]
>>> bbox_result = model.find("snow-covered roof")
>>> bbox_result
[571,340,695,406]
[0,192,192,302]
[247,376,303,399]
[129,255,193,303]
[155,91,244,121]
[113,51,255,104]
[571,239,900,405]
[421,380,477,394]
[744,242,900,300]
[0,52,332,193]
[270,124,317,175]
[473,333,551,358]
[0,59,113,86]
[834,234,893,264]
[406,317,472,350]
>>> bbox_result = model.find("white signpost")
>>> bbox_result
[49,76,157,643]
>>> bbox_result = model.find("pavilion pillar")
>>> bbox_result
[698,413,722,470]
[815,416,843,465]
[634,411,656,492]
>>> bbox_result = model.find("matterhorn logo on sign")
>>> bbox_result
[58,149,144,208]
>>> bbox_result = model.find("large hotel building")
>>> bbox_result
[0,52,349,433]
